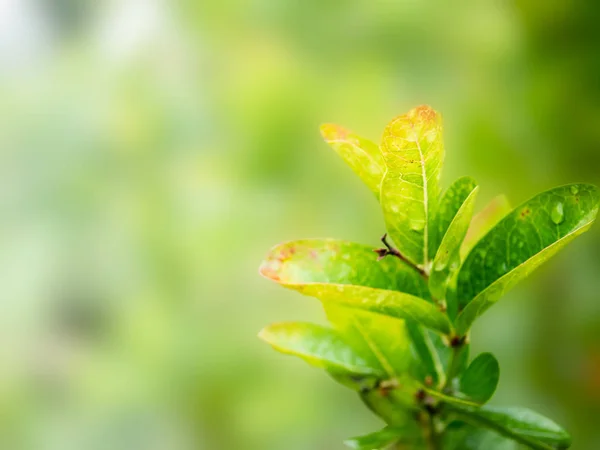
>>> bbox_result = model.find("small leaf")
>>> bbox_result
[447,405,572,450]
[344,426,421,449]
[460,352,500,404]
[430,176,479,259]
[429,182,479,301]
[260,239,429,298]
[259,322,382,376]
[325,305,413,378]
[320,124,385,199]
[380,105,444,266]
[455,184,599,334]
[461,194,512,259]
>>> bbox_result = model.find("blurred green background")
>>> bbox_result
[1,1,600,449]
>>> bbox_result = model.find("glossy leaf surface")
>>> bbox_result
[460,352,500,404]
[448,405,572,450]
[430,176,478,260]
[429,182,479,301]
[455,184,599,334]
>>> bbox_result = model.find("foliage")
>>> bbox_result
[259,106,598,449]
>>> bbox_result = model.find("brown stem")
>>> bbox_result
[375,233,429,279]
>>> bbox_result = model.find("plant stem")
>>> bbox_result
[376,234,429,279]
[425,413,441,450]
[443,340,467,391]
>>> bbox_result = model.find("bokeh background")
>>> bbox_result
[1,1,600,449]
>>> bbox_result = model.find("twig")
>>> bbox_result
[374,233,429,279]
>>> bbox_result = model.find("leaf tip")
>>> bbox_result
[320,123,348,141]
[259,242,300,283]
[258,258,281,282]
[257,325,272,343]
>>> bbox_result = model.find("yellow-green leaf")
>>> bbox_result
[325,305,413,378]
[455,184,599,335]
[259,239,429,298]
[380,105,444,266]
[320,124,385,199]
[259,322,382,376]
[260,239,451,335]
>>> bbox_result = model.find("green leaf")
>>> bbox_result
[455,184,599,334]
[325,305,413,378]
[429,182,479,301]
[406,323,446,387]
[344,426,422,449]
[430,176,479,259]
[460,352,500,404]
[260,239,450,335]
[380,105,444,266]
[443,422,520,450]
[447,405,572,450]
[259,322,382,376]
[260,239,429,298]
[320,124,385,199]
[461,194,512,259]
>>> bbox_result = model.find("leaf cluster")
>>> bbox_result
[259,106,599,449]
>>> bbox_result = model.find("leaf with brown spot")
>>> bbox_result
[455,184,600,334]
[380,105,445,267]
[260,239,452,335]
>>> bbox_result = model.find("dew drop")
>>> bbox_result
[570,185,579,195]
[410,219,425,231]
[551,202,565,225]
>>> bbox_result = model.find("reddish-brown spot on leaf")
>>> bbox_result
[320,123,349,141]
[520,208,531,218]
[259,263,281,282]
[414,105,436,123]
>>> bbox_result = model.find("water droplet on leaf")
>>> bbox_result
[551,202,564,225]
